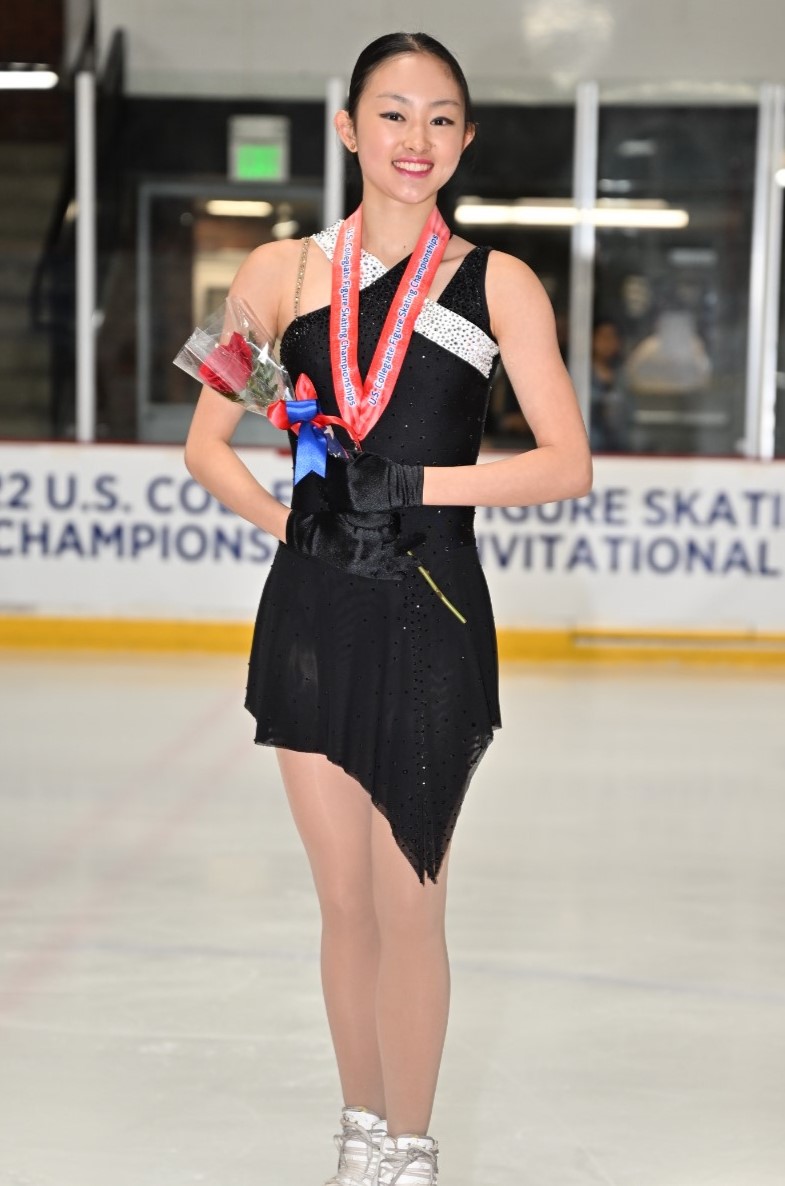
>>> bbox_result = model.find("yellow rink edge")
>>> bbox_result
[2,616,785,666]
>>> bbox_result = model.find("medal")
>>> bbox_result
[329,204,450,439]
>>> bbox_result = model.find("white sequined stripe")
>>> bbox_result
[313,222,387,288]
[312,221,499,379]
[413,300,498,379]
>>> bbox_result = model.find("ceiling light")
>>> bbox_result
[0,63,58,89]
[616,138,657,158]
[455,198,689,230]
[668,248,717,266]
[456,203,575,227]
[204,199,274,217]
[599,178,633,193]
[593,206,689,228]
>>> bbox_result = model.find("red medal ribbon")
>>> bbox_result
[329,204,450,440]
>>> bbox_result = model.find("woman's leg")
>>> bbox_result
[371,811,451,1138]
[277,748,386,1118]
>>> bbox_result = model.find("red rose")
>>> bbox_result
[197,332,253,395]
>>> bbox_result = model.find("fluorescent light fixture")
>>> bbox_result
[0,63,58,89]
[775,167,785,188]
[594,206,689,228]
[599,178,633,194]
[204,199,274,217]
[455,198,689,230]
[456,202,574,226]
[616,138,657,158]
[668,247,717,266]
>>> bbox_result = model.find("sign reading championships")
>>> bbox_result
[1,444,783,633]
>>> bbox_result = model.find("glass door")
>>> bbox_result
[592,99,758,456]
[136,180,323,445]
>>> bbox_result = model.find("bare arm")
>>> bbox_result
[422,250,593,507]
[183,239,300,543]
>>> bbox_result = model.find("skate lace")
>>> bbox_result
[381,1144,438,1186]
[327,1119,381,1185]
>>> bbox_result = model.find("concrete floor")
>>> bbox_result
[0,651,783,1185]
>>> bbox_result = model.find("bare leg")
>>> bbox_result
[277,749,386,1118]
[371,811,451,1138]
[277,749,452,1138]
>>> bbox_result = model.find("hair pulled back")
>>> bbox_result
[346,32,475,129]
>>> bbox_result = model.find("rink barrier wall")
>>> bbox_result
[3,616,785,666]
[3,444,785,660]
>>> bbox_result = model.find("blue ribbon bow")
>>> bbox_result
[286,400,328,485]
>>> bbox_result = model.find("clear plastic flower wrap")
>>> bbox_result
[173,295,293,412]
[173,295,352,472]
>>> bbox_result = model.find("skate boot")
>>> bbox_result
[378,1134,439,1186]
[324,1106,387,1186]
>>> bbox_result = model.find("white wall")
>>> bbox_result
[96,0,785,98]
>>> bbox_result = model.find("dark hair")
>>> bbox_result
[346,32,475,129]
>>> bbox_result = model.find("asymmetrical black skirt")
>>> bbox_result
[245,518,501,883]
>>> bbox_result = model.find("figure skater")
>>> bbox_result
[185,31,592,1185]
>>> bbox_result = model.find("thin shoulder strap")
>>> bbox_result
[294,236,311,318]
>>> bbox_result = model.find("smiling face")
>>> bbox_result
[335,52,475,208]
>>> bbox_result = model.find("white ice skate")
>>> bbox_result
[377,1134,439,1186]
[325,1106,387,1186]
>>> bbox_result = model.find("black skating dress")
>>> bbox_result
[245,223,502,883]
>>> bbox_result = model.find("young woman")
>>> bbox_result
[185,31,591,1186]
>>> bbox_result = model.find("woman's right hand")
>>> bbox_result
[285,510,422,581]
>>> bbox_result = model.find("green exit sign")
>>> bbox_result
[236,143,283,181]
[229,116,290,182]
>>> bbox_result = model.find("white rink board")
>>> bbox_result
[1,443,784,632]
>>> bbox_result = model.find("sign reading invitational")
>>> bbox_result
[1,443,783,632]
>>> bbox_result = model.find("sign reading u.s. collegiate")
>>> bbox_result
[1,443,783,632]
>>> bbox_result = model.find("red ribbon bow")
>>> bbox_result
[266,374,363,448]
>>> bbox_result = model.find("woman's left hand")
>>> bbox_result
[324,451,424,512]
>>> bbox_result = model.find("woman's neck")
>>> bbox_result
[357,192,438,268]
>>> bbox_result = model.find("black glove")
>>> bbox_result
[324,451,424,513]
[285,509,422,581]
